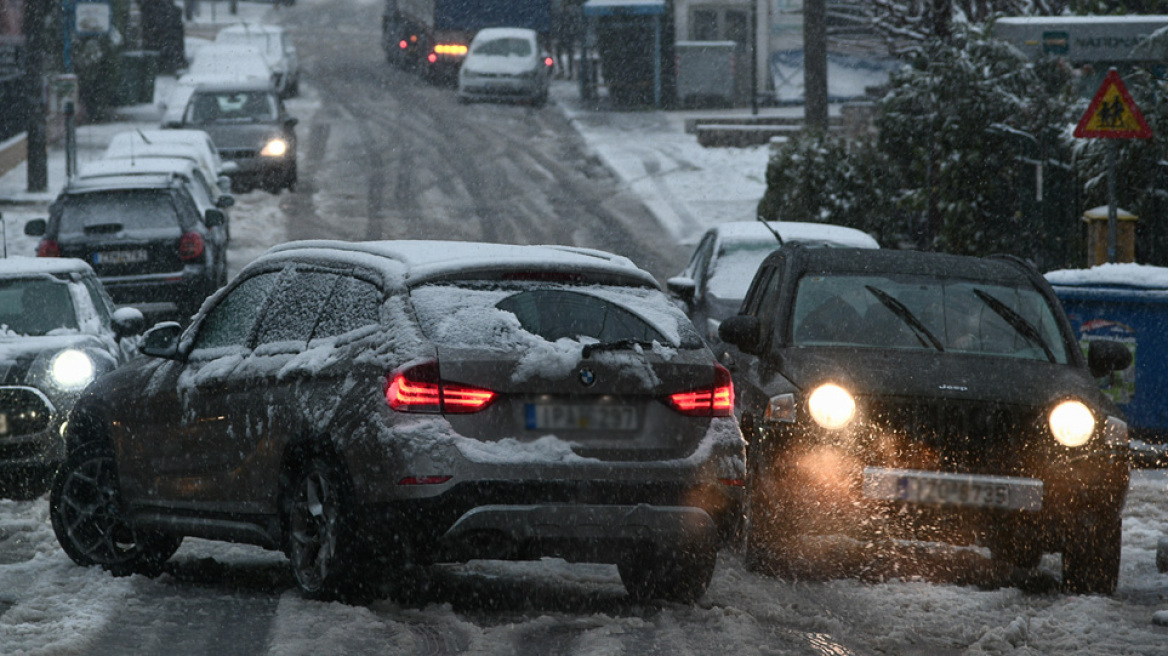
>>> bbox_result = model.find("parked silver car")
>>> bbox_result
[458,27,552,106]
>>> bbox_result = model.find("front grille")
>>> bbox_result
[0,387,54,438]
[860,397,1046,476]
[222,149,259,160]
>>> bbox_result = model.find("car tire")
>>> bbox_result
[285,455,368,601]
[1062,510,1122,595]
[50,443,182,577]
[618,542,716,604]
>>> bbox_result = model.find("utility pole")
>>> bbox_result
[803,0,827,131]
[23,0,48,192]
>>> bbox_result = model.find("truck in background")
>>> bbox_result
[383,0,552,79]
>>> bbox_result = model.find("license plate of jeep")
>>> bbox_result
[525,404,638,431]
[862,467,1043,511]
[94,249,148,265]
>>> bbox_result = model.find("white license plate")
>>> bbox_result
[525,404,638,431]
[94,249,148,265]
[862,467,1043,511]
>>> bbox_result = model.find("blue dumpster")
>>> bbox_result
[1047,264,1168,454]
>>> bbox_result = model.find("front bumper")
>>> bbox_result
[459,76,543,101]
[0,385,67,472]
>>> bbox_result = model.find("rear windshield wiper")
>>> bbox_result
[864,285,944,352]
[971,288,1056,363]
[582,339,657,358]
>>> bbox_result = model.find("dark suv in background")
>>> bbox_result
[49,240,745,603]
[719,245,1132,594]
[26,173,229,322]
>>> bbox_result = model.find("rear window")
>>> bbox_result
[410,282,702,350]
[472,37,533,57]
[58,190,182,235]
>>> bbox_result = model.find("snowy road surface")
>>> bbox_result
[3,0,1168,653]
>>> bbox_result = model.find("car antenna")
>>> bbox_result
[136,128,153,145]
[756,215,783,245]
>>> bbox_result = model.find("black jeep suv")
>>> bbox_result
[719,245,1132,594]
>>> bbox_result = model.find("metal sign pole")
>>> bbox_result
[1108,140,1118,263]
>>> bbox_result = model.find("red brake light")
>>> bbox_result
[427,53,438,63]
[667,364,734,417]
[544,57,554,67]
[387,361,496,414]
[36,239,61,257]
[399,40,408,49]
[178,232,204,261]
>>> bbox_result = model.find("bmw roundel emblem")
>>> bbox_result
[578,368,596,387]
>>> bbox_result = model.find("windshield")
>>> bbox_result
[187,91,277,123]
[472,37,534,57]
[0,277,79,336]
[58,190,181,235]
[410,282,701,350]
[707,242,777,301]
[790,273,1068,363]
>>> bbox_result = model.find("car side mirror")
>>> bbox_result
[204,208,226,228]
[1088,340,1132,378]
[111,307,146,339]
[285,116,299,129]
[216,194,235,209]
[141,322,184,360]
[24,219,46,236]
[163,119,183,129]
[666,276,696,303]
[719,315,762,354]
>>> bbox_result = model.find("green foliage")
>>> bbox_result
[758,23,1084,266]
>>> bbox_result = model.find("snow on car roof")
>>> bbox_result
[473,27,538,41]
[262,240,660,289]
[78,157,199,179]
[1046,262,1168,289]
[0,255,94,277]
[715,221,879,249]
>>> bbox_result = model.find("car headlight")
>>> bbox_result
[260,138,289,157]
[51,349,95,390]
[1049,400,1095,447]
[807,383,855,430]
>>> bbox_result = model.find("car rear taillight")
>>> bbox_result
[399,40,408,49]
[386,361,496,414]
[427,53,438,64]
[667,364,734,417]
[36,239,61,257]
[544,56,554,67]
[178,232,204,261]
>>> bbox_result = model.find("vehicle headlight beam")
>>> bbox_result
[51,349,95,390]
[807,383,855,430]
[1049,400,1095,447]
[260,138,288,157]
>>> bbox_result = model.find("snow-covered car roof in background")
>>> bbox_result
[77,157,203,181]
[261,240,661,289]
[0,256,95,277]
[189,44,274,75]
[1046,262,1168,289]
[714,220,879,249]
[472,27,539,42]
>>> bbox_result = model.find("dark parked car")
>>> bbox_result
[719,245,1132,594]
[49,240,746,603]
[668,220,879,349]
[168,81,298,193]
[0,257,143,499]
[26,173,229,322]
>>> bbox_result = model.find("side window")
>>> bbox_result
[191,272,280,351]
[741,265,778,317]
[689,234,715,289]
[255,270,340,345]
[311,276,383,339]
[79,276,114,327]
[171,187,201,228]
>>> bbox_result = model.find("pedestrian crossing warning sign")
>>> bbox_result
[1074,69,1152,139]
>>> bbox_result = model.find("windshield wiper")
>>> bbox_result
[864,285,944,351]
[971,288,1056,363]
[582,339,656,358]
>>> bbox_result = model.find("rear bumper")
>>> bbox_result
[459,78,544,101]
[102,267,215,312]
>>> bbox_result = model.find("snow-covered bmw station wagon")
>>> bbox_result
[51,240,746,603]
